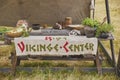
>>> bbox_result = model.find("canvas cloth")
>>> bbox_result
[0,0,91,26]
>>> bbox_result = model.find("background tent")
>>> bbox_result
[0,0,91,26]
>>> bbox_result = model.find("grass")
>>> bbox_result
[0,44,117,80]
[0,69,119,80]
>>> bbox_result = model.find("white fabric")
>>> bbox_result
[0,0,91,26]
[90,0,95,10]
[14,36,98,56]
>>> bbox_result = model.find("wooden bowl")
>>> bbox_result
[6,32,23,38]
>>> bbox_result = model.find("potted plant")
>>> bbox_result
[82,18,100,37]
[96,23,114,38]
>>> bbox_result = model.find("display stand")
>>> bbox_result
[8,33,117,76]
[10,44,102,76]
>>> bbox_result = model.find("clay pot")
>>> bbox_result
[32,24,40,30]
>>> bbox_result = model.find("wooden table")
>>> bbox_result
[5,31,116,76]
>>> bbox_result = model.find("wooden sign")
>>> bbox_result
[14,36,98,56]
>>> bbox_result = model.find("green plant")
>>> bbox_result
[82,18,100,28]
[96,23,114,37]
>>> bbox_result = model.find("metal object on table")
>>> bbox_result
[32,24,40,30]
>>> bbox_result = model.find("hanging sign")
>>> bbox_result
[14,36,98,56]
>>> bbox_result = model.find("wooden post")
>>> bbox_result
[11,51,17,76]
[110,40,117,75]
[117,49,120,77]
[96,53,102,75]
[4,39,12,45]
[105,0,111,24]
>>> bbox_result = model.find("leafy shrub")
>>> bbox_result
[96,23,114,37]
[82,18,100,28]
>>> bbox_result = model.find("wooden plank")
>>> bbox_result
[110,40,117,67]
[98,41,113,66]
[11,51,17,76]
[14,55,96,61]
[105,0,111,24]
[16,67,115,73]
[0,67,115,73]
[110,40,117,75]
[95,53,102,75]
[9,55,99,69]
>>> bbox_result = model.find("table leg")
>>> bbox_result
[110,40,117,73]
[96,53,102,75]
[99,41,112,65]
[11,51,17,76]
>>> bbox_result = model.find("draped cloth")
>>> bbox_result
[0,0,91,26]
